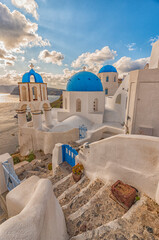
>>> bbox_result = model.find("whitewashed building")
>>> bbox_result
[57,71,105,124]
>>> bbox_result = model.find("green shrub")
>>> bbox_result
[48,163,52,171]
[26,152,35,162]
[13,156,20,165]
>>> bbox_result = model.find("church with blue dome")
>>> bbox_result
[57,70,105,124]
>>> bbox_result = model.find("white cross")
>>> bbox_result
[30,63,34,69]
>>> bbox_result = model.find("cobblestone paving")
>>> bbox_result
[63,179,104,218]
[59,177,90,206]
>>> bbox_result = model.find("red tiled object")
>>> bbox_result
[111,180,137,208]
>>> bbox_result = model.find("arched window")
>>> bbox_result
[30,75,35,82]
[115,94,121,104]
[43,87,46,100]
[32,86,38,101]
[105,88,108,95]
[93,98,98,111]
[65,98,67,109]
[114,76,116,82]
[106,76,109,82]
[21,86,27,101]
[76,99,81,112]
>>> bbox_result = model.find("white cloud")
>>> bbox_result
[126,43,136,51]
[39,49,64,66]
[0,3,50,51]
[71,46,116,68]
[114,56,150,77]
[11,0,38,20]
[29,58,37,64]
[0,70,22,85]
[149,36,159,46]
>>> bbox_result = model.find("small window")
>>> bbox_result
[93,98,98,111]
[105,88,108,95]
[114,76,116,82]
[106,76,109,82]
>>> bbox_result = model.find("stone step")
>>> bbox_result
[62,179,104,218]
[59,176,90,207]
[49,161,72,185]
[53,174,77,198]
[70,194,159,240]
[67,184,126,238]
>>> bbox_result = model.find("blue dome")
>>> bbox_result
[22,69,43,83]
[66,71,103,92]
[99,65,117,73]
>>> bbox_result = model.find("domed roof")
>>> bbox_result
[22,69,43,83]
[99,65,117,73]
[66,71,103,92]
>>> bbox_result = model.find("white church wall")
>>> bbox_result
[0,176,68,240]
[57,92,105,124]
[78,134,159,204]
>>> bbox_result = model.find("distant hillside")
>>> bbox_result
[11,86,64,96]
[0,85,16,93]
[50,95,63,108]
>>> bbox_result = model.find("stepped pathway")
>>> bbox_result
[66,185,126,237]
[62,179,104,218]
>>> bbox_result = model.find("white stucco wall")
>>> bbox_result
[58,91,105,124]
[78,134,159,204]
[104,75,129,124]
[126,68,159,136]
[0,176,68,240]
[18,126,79,156]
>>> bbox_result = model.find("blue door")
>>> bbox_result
[62,145,78,167]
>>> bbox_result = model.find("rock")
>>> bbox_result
[145,226,153,233]
[80,224,87,232]
[76,221,81,227]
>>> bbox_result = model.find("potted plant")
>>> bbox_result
[72,163,84,182]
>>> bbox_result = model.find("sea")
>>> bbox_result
[0,94,59,155]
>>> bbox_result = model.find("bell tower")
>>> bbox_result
[16,64,52,129]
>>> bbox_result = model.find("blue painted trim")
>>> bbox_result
[62,144,78,167]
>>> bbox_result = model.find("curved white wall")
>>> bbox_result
[78,134,159,204]
[0,177,68,240]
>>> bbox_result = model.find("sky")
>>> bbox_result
[0,0,159,89]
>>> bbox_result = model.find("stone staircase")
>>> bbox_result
[50,162,159,240]
[1,153,159,239]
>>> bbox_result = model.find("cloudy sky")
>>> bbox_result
[0,0,159,88]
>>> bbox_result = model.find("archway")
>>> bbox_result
[32,86,38,101]
[76,99,81,112]
[43,87,46,100]
[21,86,27,101]
[115,94,121,104]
